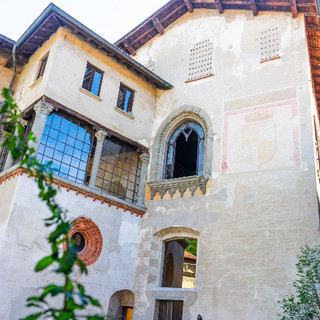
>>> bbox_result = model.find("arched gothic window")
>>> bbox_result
[165,122,204,179]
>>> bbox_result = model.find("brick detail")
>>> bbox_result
[66,216,103,266]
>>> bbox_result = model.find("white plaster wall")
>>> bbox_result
[0,174,141,320]
[130,10,320,320]
[43,28,157,147]
[12,31,60,110]
[0,53,13,98]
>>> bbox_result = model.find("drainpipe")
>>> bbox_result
[8,44,17,93]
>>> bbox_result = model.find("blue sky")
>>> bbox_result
[1,0,168,43]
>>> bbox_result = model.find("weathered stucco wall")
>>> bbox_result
[0,53,13,98]
[44,28,157,147]
[12,31,60,110]
[131,10,320,320]
[0,174,141,320]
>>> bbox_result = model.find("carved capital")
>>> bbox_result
[34,102,53,117]
[139,152,150,164]
[95,130,108,143]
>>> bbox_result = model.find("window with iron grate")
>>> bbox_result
[260,28,280,62]
[37,112,95,184]
[95,136,141,203]
[187,39,213,82]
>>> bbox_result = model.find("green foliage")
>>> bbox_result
[278,245,320,319]
[186,239,197,256]
[0,88,105,319]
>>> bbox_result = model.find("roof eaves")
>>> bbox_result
[15,3,173,90]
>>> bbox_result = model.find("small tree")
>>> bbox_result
[278,246,320,319]
[1,88,105,319]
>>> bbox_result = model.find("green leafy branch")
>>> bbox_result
[0,88,105,320]
[278,245,320,319]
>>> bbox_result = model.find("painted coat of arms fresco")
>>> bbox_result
[242,110,276,167]
[222,99,300,175]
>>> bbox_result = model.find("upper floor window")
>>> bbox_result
[37,112,94,184]
[165,122,204,179]
[82,63,103,96]
[36,53,49,80]
[116,83,135,113]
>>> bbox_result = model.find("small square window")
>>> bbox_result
[116,83,135,113]
[82,63,103,96]
[36,54,49,80]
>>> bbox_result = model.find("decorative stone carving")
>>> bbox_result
[95,130,108,142]
[139,152,150,164]
[34,102,54,116]
[148,175,209,200]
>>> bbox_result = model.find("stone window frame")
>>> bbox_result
[148,106,213,199]
[154,227,200,289]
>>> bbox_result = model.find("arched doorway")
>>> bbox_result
[107,290,135,320]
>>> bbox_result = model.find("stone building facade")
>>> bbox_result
[1,1,320,319]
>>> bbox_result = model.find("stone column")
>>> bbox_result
[32,102,53,156]
[137,152,150,206]
[3,118,28,171]
[89,130,108,188]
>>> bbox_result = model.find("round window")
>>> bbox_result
[64,217,103,266]
[71,232,86,253]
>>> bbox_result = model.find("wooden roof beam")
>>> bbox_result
[215,0,224,14]
[250,0,259,16]
[291,0,298,17]
[152,17,165,35]
[123,40,136,55]
[184,0,194,12]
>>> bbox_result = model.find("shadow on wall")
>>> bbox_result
[107,290,135,320]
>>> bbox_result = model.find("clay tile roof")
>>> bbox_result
[184,251,197,260]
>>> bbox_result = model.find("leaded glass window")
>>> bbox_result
[37,113,94,184]
[165,122,204,179]
[95,137,141,203]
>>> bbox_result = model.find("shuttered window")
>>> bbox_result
[116,83,134,113]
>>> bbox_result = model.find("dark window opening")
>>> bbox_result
[117,83,134,113]
[156,300,183,320]
[37,112,95,184]
[162,239,197,289]
[95,136,141,204]
[82,63,103,96]
[174,130,198,178]
[71,232,85,253]
[165,122,204,179]
[36,54,48,80]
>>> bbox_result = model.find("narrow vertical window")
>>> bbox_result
[116,83,135,113]
[161,239,197,289]
[82,63,103,96]
[36,53,49,80]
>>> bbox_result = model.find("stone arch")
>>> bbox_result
[150,105,213,181]
[154,226,200,241]
[107,289,135,320]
